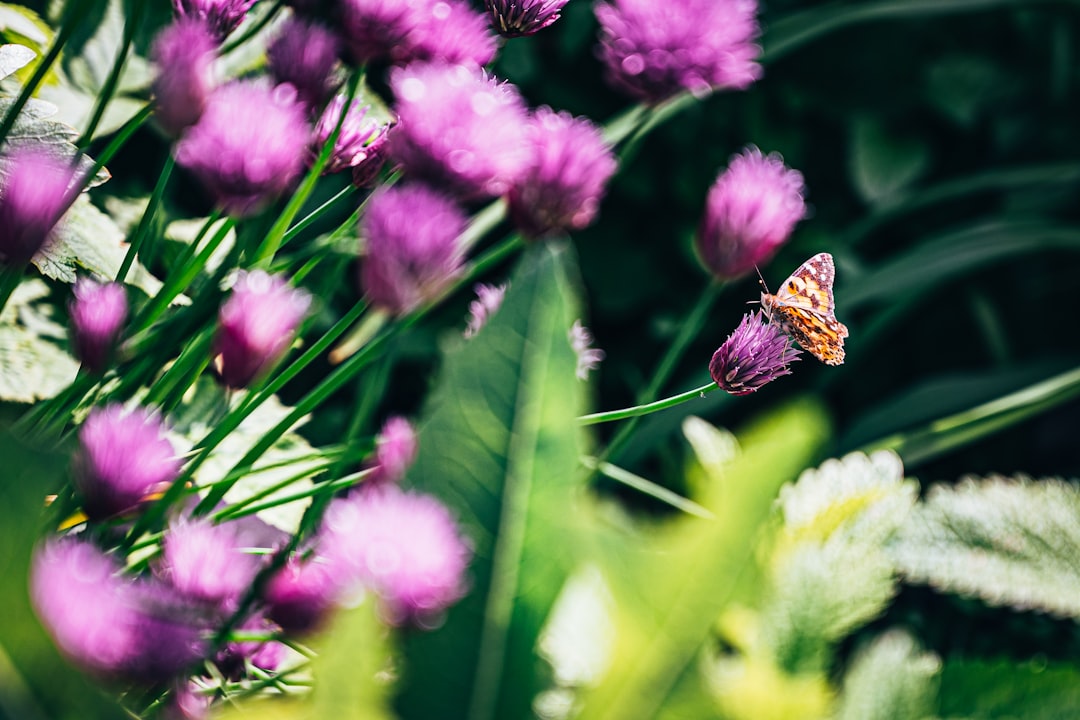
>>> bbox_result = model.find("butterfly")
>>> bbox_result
[760,252,848,366]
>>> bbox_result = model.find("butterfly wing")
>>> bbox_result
[770,252,837,315]
[762,252,848,366]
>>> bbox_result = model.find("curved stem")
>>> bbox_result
[580,383,719,425]
[220,0,284,55]
[116,153,175,283]
[77,0,143,146]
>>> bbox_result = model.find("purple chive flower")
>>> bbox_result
[30,539,205,681]
[216,614,285,679]
[160,518,263,610]
[403,0,497,67]
[265,555,341,634]
[311,95,391,177]
[69,278,128,374]
[322,486,471,624]
[175,80,311,217]
[485,0,568,37]
[267,18,342,111]
[696,147,807,281]
[73,404,181,521]
[388,62,531,199]
[162,681,211,720]
[368,416,418,486]
[360,183,466,315]
[509,107,618,238]
[595,0,761,103]
[172,0,260,40]
[709,311,800,395]
[214,270,311,389]
[464,282,507,338]
[340,0,420,64]
[151,18,217,137]
[569,320,604,380]
[0,149,78,267]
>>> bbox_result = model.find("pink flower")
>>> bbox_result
[267,17,342,111]
[151,18,218,137]
[696,147,806,281]
[214,270,311,388]
[464,282,507,338]
[159,518,264,610]
[172,0,259,40]
[74,404,181,521]
[709,311,800,395]
[69,278,128,374]
[569,320,604,380]
[595,0,761,103]
[0,149,78,266]
[388,62,531,200]
[311,95,391,177]
[404,0,497,67]
[264,555,341,634]
[508,107,617,238]
[484,0,568,37]
[322,486,471,624]
[360,183,466,315]
[175,81,311,217]
[368,416,418,486]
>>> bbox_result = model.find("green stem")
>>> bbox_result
[79,103,153,188]
[214,469,369,521]
[860,365,1080,467]
[280,183,357,246]
[250,73,361,267]
[583,457,714,519]
[220,0,284,55]
[0,0,97,145]
[116,154,175,283]
[77,0,143,146]
[580,383,719,425]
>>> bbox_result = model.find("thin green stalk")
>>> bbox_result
[215,469,370,521]
[79,103,153,189]
[250,73,361,267]
[117,154,175,283]
[0,0,97,145]
[583,457,714,519]
[280,184,357,246]
[600,282,722,462]
[580,383,719,425]
[860,365,1080,467]
[209,460,351,521]
[220,0,285,55]
[77,0,143,146]
[143,328,214,408]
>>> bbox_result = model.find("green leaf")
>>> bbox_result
[0,96,109,187]
[395,242,585,720]
[835,631,940,720]
[309,599,394,720]
[34,194,166,300]
[938,658,1080,719]
[0,43,34,80]
[889,476,1080,618]
[849,117,930,205]
[577,400,829,720]
[843,220,1080,309]
[0,278,78,403]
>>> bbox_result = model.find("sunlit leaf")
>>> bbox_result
[835,630,940,720]
[0,42,34,80]
[0,279,78,402]
[890,475,1080,617]
[938,658,1080,719]
[394,242,585,720]
[0,96,109,186]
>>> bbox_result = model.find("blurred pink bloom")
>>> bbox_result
[267,17,342,111]
[369,416,418,486]
[696,146,806,281]
[74,404,181,521]
[160,518,263,610]
[595,0,761,103]
[388,62,531,200]
[214,270,311,388]
[464,282,507,338]
[151,18,217,137]
[570,320,604,380]
[172,0,259,40]
[0,149,78,266]
[69,278,128,374]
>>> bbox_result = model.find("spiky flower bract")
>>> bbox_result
[709,311,800,395]
[484,0,568,37]
[172,0,259,40]
[312,95,391,176]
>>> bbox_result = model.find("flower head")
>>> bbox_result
[69,278,128,374]
[696,147,806,281]
[0,149,78,267]
[464,282,507,338]
[368,416,418,486]
[595,0,761,103]
[709,311,800,395]
[265,554,341,634]
[30,538,205,681]
[404,0,497,67]
[388,62,530,199]
[312,95,391,177]
[360,183,466,315]
[214,270,311,389]
[151,18,218,137]
[569,320,604,380]
[485,0,567,37]
[160,518,264,610]
[175,80,311,217]
[172,0,259,40]
[267,18,342,112]
[322,486,471,623]
[74,404,181,521]
[339,0,419,63]
[509,108,617,238]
